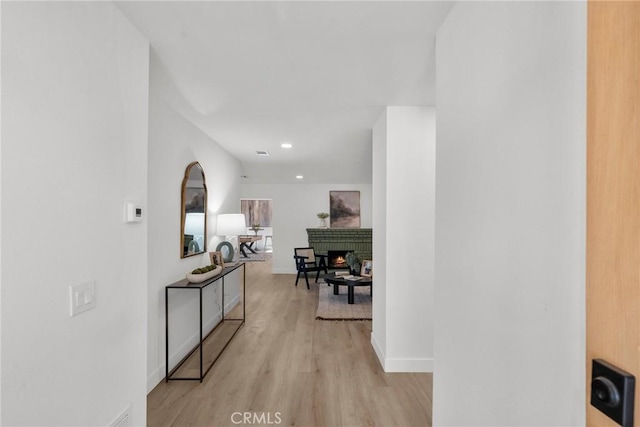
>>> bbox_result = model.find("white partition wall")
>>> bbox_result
[2,2,149,425]
[372,107,435,372]
[433,2,586,426]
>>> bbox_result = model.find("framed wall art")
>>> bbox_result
[360,260,373,278]
[240,199,272,227]
[329,191,360,228]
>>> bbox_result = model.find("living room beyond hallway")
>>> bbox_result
[148,260,433,426]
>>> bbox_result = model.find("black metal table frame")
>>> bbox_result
[239,235,262,258]
[324,274,372,304]
[165,262,246,382]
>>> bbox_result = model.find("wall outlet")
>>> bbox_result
[69,282,96,317]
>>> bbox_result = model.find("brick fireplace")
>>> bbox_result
[306,228,372,261]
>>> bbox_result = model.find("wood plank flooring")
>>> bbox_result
[148,260,433,427]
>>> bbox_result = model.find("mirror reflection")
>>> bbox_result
[181,162,207,258]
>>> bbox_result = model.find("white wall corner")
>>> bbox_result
[370,332,386,370]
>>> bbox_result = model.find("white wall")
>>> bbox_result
[2,2,149,426]
[434,2,586,426]
[147,51,243,391]
[0,2,4,420]
[240,184,372,273]
[371,107,435,372]
[372,109,388,365]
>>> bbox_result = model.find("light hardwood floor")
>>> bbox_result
[148,260,433,427]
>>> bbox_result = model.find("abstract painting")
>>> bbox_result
[240,199,273,227]
[330,191,360,228]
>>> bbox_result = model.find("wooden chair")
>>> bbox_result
[293,247,328,289]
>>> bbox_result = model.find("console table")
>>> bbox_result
[165,262,245,382]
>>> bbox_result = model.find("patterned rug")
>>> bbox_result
[316,282,372,320]
[240,252,272,262]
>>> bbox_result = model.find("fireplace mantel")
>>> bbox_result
[306,228,372,260]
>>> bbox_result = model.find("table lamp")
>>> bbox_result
[216,213,247,262]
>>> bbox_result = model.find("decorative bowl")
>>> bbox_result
[186,265,222,283]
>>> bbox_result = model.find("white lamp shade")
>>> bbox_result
[184,212,205,236]
[217,213,246,236]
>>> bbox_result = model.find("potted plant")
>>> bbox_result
[317,212,329,228]
[250,223,261,235]
[345,252,362,276]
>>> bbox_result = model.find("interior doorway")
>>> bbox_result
[240,198,273,252]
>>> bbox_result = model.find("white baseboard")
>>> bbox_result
[383,357,433,373]
[147,295,241,393]
[370,332,433,373]
[147,368,161,393]
[370,332,386,368]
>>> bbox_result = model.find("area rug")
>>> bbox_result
[240,252,272,262]
[316,283,372,320]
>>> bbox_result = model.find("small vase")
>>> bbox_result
[319,218,328,228]
[349,265,361,276]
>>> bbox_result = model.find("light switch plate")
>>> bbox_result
[69,282,96,317]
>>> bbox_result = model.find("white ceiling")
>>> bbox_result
[116,1,454,184]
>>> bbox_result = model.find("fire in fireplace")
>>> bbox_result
[327,250,352,268]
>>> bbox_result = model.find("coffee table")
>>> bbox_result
[324,273,372,304]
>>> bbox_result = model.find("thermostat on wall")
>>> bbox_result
[123,201,143,223]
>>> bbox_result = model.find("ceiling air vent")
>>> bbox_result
[256,150,270,156]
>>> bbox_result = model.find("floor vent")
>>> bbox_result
[109,405,131,427]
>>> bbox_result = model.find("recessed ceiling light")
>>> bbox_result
[296,175,304,179]
[256,150,270,156]
[281,143,293,149]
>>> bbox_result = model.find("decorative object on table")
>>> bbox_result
[180,162,207,258]
[345,251,362,276]
[317,212,329,228]
[240,199,272,228]
[186,264,222,283]
[215,241,234,263]
[329,191,360,228]
[209,251,224,268]
[360,260,373,278]
[216,213,247,262]
[250,223,262,235]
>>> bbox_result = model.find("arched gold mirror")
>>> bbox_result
[180,162,207,258]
